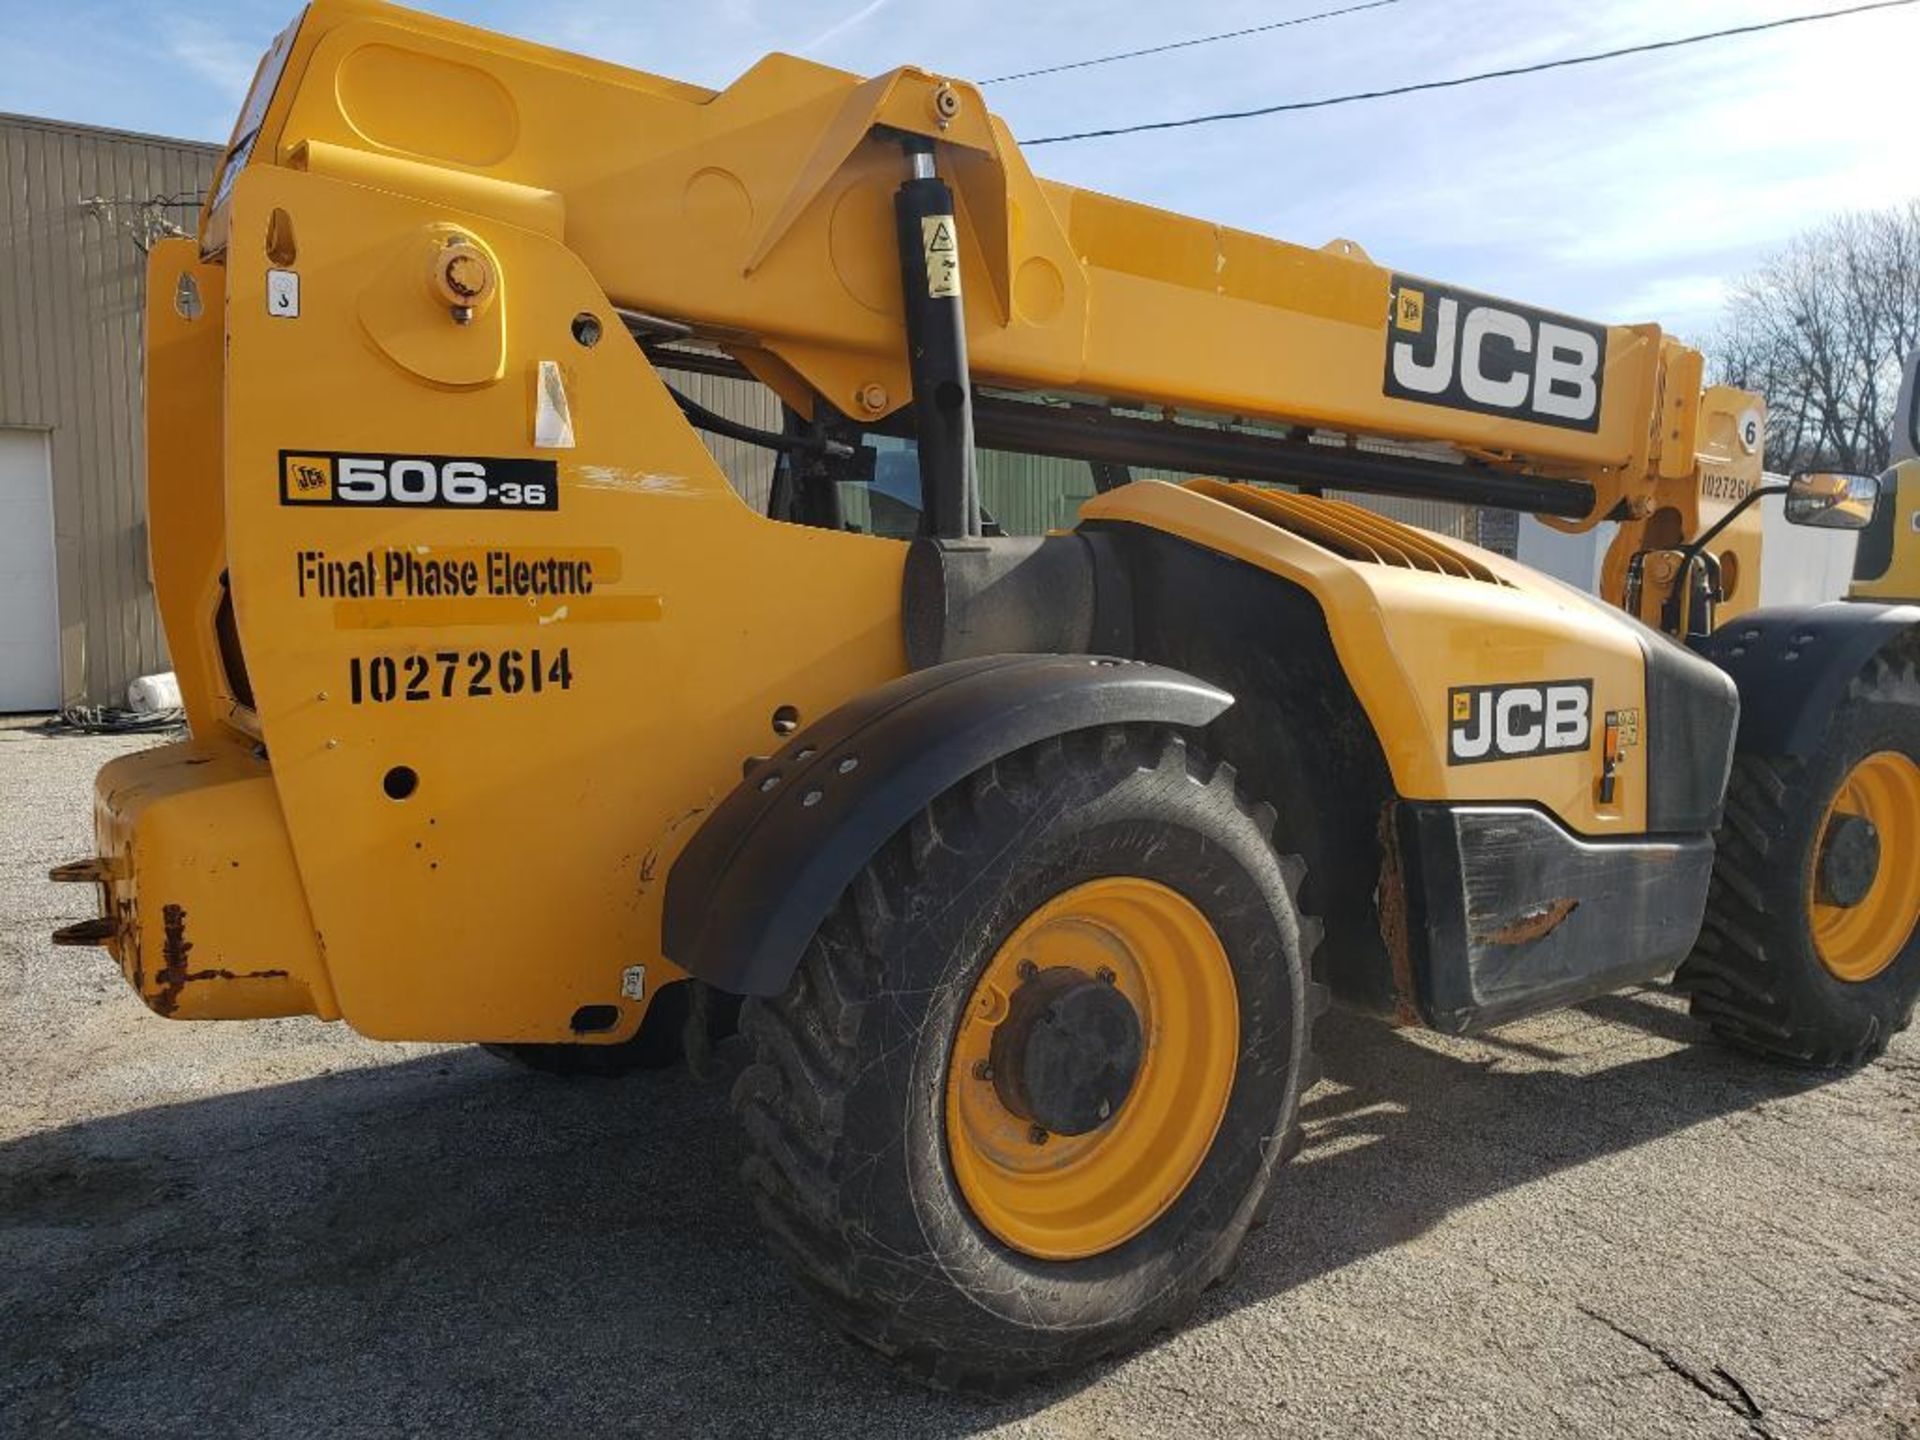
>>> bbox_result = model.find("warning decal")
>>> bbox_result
[922,215,960,299]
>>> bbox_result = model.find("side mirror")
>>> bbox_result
[1785,470,1881,531]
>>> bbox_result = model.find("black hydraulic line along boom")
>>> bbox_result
[663,381,854,459]
[642,361,1596,520]
[872,398,1596,518]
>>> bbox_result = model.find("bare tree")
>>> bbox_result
[1708,200,1920,474]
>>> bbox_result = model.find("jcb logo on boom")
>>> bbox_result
[1385,277,1607,434]
[1447,680,1593,765]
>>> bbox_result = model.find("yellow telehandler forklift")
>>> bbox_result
[51,0,1920,1388]
[1851,351,1920,603]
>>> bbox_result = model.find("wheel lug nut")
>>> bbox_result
[972,1060,993,1081]
[1096,966,1116,985]
[1016,959,1037,980]
[1028,1125,1049,1146]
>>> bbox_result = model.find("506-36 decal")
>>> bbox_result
[349,648,573,704]
[282,451,558,510]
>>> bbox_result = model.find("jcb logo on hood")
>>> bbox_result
[1386,277,1606,433]
[1448,681,1593,765]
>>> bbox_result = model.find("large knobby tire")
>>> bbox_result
[1677,651,1920,1067]
[732,726,1320,1391]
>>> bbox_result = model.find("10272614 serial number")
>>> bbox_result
[348,648,573,704]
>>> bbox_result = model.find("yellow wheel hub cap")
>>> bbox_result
[1811,750,1920,983]
[945,877,1240,1261]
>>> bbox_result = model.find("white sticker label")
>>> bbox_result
[266,269,300,318]
[620,965,646,1002]
[534,360,576,449]
[921,215,960,299]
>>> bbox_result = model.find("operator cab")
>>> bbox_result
[1851,350,1920,603]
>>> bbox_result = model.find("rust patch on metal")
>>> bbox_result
[150,903,288,1016]
[154,904,194,1015]
[1374,804,1423,1026]
[1479,898,1580,947]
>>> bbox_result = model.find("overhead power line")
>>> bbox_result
[1020,0,1919,145]
[980,0,1404,85]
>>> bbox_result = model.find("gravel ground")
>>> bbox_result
[4,726,1918,1439]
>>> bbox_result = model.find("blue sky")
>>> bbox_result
[3,0,1914,337]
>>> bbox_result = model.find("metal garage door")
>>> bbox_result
[0,429,60,712]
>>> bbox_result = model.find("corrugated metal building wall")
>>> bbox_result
[664,366,780,512]
[0,114,217,708]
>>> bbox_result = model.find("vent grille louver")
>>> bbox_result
[1187,478,1508,585]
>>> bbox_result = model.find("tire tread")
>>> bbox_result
[1676,653,1920,1067]
[731,727,1318,1391]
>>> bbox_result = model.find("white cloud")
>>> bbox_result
[161,15,266,101]
[795,0,895,57]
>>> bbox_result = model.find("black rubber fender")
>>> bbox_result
[1693,602,1920,757]
[661,654,1234,996]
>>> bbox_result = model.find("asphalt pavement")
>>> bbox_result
[3,726,1917,1438]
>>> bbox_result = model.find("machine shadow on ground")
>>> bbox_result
[0,989,1833,1436]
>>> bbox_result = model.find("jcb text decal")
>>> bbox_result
[1386,278,1607,434]
[1448,681,1594,765]
[280,452,558,510]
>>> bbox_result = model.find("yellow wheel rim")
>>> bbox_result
[945,877,1239,1262]
[1810,750,1920,983]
